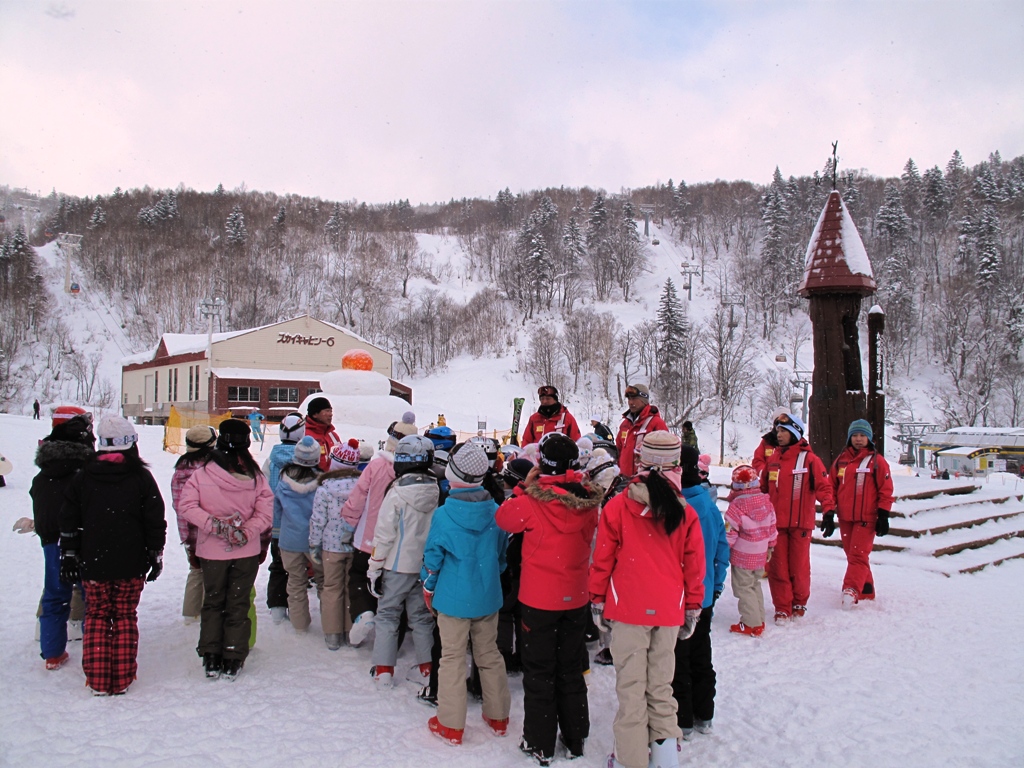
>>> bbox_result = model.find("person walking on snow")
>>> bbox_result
[589,431,706,768]
[247,409,265,441]
[825,419,893,607]
[760,412,835,624]
[171,425,218,624]
[33,399,41,419]
[521,385,582,446]
[614,383,668,477]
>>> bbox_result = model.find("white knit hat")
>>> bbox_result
[638,431,681,470]
[96,414,138,452]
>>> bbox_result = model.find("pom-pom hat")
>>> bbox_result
[96,414,138,452]
[329,438,361,469]
[292,436,321,467]
[731,464,760,490]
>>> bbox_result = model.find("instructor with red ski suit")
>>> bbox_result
[521,386,581,446]
[760,412,835,623]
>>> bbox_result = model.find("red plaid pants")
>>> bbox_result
[82,577,145,694]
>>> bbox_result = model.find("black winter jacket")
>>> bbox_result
[60,456,167,581]
[30,440,94,546]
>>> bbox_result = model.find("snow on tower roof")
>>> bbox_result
[799,190,876,297]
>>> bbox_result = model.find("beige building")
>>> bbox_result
[121,315,409,424]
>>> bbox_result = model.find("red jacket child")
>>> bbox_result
[495,470,602,610]
[589,471,705,625]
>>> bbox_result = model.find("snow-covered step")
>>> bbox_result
[894,491,1022,518]
[888,501,1024,536]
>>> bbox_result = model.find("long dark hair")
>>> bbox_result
[210,446,262,480]
[281,463,321,484]
[174,443,214,469]
[644,470,686,536]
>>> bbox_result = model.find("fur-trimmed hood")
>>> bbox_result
[278,472,320,495]
[35,439,93,476]
[523,476,604,510]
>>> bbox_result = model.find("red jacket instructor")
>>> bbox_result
[824,419,894,606]
[760,412,835,623]
[520,385,581,446]
[615,383,669,477]
[304,397,341,472]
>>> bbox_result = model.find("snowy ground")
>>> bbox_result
[1,413,1022,768]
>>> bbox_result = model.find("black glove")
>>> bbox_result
[146,550,164,582]
[875,510,890,536]
[712,589,722,606]
[820,511,836,538]
[59,548,80,584]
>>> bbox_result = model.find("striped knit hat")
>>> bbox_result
[638,431,681,470]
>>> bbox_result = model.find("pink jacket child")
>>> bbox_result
[723,465,777,637]
[179,461,274,560]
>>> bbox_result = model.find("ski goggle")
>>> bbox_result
[98,433,138,448]
[624,387,647,399]
[538,386,558,398]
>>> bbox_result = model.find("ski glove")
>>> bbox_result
[309,545,322,565]
[59,548,80,585]
[422,587,436,616]
[820,511,836,538]
[766,547,774,563]
[712,589,722,606]
[875,510,890,536]
[368,572,384,599]
[224,526,248,549]
[678,608,701,641]
[146,550,164,582]
[591,602,611,633]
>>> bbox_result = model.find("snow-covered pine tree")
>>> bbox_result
[88,205,106,229]
[613,200,644,301]
[975,204,1002,296]
[655,279,687,409]
[586,191,615,301]
[560,207,585,311]
[225,204,248,246]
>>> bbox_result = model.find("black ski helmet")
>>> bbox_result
[537,432,579,475]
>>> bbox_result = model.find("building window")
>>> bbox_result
[227,386,260,403]
[188,367,193,401]
[307,387,322,396]
[173,369,179,402]
[268,387,299,403]
[154,371,159,403]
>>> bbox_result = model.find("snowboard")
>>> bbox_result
[509,398,525,446]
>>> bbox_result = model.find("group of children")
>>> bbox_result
[29,400,892,768]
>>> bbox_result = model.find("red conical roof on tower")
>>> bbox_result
[798,190,876,297]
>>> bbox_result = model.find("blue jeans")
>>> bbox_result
[40,543,78,659]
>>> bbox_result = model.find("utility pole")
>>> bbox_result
[199,296,225,412]
[679,262,700,300]
[717,291,746,463]
[792,370,813,426]
[56,233,83,294]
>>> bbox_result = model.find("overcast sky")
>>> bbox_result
[1,0,1022,205]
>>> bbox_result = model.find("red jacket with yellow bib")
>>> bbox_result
[759,438,835,530]
[830,445,894,524]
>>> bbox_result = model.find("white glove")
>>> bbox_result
[13,517,35,534]
[367,558,385,599]
[592,602,611,633]
[678,608,701,640]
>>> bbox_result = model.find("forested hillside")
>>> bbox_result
[2,149,1022,430]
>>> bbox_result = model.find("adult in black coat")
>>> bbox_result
[59,414,166,695]
[30,410,94,669]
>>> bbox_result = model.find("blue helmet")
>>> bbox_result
[424,425,456,451]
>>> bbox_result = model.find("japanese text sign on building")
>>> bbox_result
[277,333,335,347]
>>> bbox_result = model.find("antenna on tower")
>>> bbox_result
[831,141,839,190]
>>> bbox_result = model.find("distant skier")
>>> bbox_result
[33,399,41,420]
[247,409,265,441]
